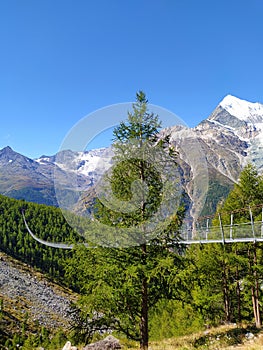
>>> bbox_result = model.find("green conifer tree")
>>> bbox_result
[68,92,185,349]
[213,164,263,327]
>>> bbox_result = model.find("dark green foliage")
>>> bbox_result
[192,326,261,348]
[0,194,82,281]
[95,158,163,229]
[200,178,233,217]
[217,163,263,223]
[183,164,263,328]
[66,240,185,344]
[113,91,161,145]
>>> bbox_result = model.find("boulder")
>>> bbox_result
[62,341,78,350]
[62,341,72,350]
[83,335,121,349]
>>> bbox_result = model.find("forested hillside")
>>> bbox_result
[0,194,83,281]
[1,165,263,349]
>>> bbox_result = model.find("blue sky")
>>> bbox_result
[1,0,263,158]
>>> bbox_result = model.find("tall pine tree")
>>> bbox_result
[68,92,185,349]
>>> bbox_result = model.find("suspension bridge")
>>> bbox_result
[22,205,263,249]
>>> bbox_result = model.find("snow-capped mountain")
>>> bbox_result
[219,94,263,123]
[171,94,263,182]
[157,95,263,220]
[36,147,113,182]
[202,94,263,173]
[35,148,113,211]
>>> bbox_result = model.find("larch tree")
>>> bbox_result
[214,164,263,328]
[68,91,185,349]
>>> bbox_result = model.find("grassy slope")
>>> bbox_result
[119,325,263,350]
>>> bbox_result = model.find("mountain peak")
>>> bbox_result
[2,145,13,151]
[219,94,263,123]
[0,146,16,155]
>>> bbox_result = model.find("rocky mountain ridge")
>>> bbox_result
[0,146,110,207]
[171,95,263,182]
[0,95,262,217]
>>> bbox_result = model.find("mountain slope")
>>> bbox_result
[0,95,262,218]
[0,146,58,205]
[0,251,76,346]
[161,95,263,218]
[0,147,98,206]
[205,95,263,172]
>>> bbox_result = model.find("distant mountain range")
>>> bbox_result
[0,94,262,218]
[0,146,111,207]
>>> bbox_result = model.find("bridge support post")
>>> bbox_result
[218,213,225,245]
[206,218,209,241]
[249,206,256,243]
[230,213,233,240]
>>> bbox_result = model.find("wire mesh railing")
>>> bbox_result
[180,207,263,244]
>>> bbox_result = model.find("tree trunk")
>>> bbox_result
[253,244,261,328]
[222,269,231,322]
[235,247,241,324]
[221,253,231,323]
[236,267,242,324]
[140,243,148,350]
[248,245,261,328]
[251,282,261,328]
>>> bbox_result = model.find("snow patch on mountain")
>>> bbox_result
[74,148,113,176]
[219,95,263,123]
[36,148,113,178]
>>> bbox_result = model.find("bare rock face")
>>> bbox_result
[0,252,74,330]
[83,335,121,350]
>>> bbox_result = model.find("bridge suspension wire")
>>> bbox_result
[22,210,76,249]
[22,203,263,248]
